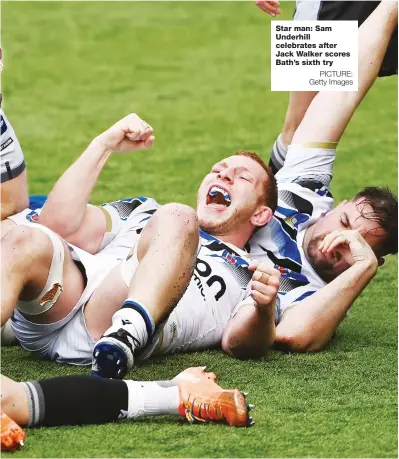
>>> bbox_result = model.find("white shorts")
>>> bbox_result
[9,221,138,364]
[1,111,25,183]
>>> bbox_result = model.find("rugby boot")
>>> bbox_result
[173,366,217,384]
[92,323,139,379]
[178,379,255,427]
[1,411,26,452]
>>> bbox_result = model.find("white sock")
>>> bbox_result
[112,298,155,349]
[124,381,180,418]
[112,309,148,349]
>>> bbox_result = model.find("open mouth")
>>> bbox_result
[206,186,231,208]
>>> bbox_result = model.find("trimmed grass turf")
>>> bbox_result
[1,1,397,457]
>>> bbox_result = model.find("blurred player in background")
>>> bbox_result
[256,0,398,167]
[0,48,29,220]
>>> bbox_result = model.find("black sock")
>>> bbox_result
[22,376,128,427]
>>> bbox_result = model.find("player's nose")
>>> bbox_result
[218,168,234,183]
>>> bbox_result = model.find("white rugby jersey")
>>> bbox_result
[249,143,336,323]
[23,195,252,321]
[0,110,26,183]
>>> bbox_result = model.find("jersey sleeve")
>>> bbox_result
[275,285,319,324]
[1,110,26,183]
[275,143,337,189]
[98,197,160,250]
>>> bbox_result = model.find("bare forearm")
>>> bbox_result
[39,138,112,236]
[222,304,276,359]
[276,260,377,352]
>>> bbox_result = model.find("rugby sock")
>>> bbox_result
[125,381,180,418]
[21,376,180,427]
[112,299,155,349]
[269,133,287,174]
[22,376,128,426]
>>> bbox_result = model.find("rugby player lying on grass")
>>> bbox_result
[237,0,398,355]
[1,367,254,451]
[1,111,281,375]
[1,1,398,373]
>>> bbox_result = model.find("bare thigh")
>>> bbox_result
[84,264,128,340]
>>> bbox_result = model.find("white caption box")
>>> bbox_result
[271,21,358,91]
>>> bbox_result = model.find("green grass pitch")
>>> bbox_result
[1,2,397,457]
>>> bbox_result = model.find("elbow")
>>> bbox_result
[222,333,275,360]
[275,332,325,353]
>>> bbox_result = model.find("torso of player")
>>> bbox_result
[194,230,252,318]
[153,229,252,355]
[248,182,331,321]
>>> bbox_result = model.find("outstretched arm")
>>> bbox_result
[222,262,280,359]
[292,1,398,145]
[39,114,154,253]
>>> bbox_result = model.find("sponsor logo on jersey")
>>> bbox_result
[0,136,13,151]
[221,249,248,268]
[26,210,39,223]
[0,116,7,135]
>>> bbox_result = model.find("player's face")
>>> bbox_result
[196,156,269,236]
[304,199,385,282]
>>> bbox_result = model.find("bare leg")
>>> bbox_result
[129,203,199,323]
[1,225,85,326]
[0,170,29,221]
[90,203,199,377]
[0,219,17,239]
[86,203,199,338]
[1,376,29,425]
[269,91,317,174]
[281,91,318,147]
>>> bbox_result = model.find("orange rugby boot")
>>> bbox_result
[1,411,26,452]
[178,379,254,427]
[173,366,217,384]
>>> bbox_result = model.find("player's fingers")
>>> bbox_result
[256,0,279,15]
[251,289,275,305]
[252,280,278,296]
[126,130,142,142]
[252,266,280,283]
[139,123,154,140]
[143,135,155,148]
[319,230,341,252]
[325,235,348,253]
[248,259,261,271]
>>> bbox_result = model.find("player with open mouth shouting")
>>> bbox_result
[1,1,397,379]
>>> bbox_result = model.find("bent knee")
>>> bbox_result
[156,202,199,236]
[2,225,53,260]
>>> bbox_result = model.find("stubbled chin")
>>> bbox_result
[205,203,229,212]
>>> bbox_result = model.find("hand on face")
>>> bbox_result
[248,260,280,308]
[255,0,281,16]
[97,113,155,153]
[318,229,378,272]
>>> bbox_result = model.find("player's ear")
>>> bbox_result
[378,257,385,267]
[251,205,273,228]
